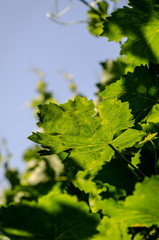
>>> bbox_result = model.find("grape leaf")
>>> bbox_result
[100,66,159,122]
[131,150,141,168]
[29,97,143,175]
[98,175,159,227]
[112,128,144,150]
[93,217,131,240]
[88,1,107,36]
[0,192,99,240]
[102,0,159,66]
[146,103,159,123]
[73,171,98,194]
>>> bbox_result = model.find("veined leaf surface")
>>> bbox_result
[29,97,143,175]
[92,217,131,240]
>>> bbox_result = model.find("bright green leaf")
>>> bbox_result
[131,150,141,168]
[146,103,159,123]
[29,97,143,175]
[73,171,98,194]
[92,216,131,240]
[111,128,145,150]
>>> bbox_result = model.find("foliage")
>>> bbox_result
[88,1,108,36]
[0,0,159,239]
[102,0,159,66]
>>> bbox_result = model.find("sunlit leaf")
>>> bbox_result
[29,97,143,175]
[93,217,131,240]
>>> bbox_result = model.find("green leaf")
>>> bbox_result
[100,66,159,122]
[29,96,142,175]
[93,217,131,240]
[88,1,107,36]
[99,175,159,228]
[146,103,159,123]
[133,233,146,240]
[89,182,126,214]
[111,128,145,150]
[73,171,98,194]
[102,0,159,66]
[131,150,141,168]
[0,192,99,240]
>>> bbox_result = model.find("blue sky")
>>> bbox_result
[0,0,122,178]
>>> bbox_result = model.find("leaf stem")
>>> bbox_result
[77,0,97,9]
[77,0,104,17]
[109,143,146,179]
